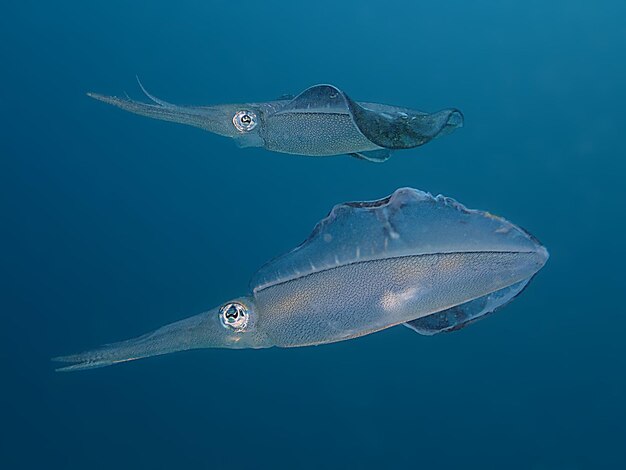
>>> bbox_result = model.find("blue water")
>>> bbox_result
[2,1,625,468]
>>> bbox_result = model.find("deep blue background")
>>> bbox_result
[2,1,625,468]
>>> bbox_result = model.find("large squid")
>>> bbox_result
[54,188,548,371]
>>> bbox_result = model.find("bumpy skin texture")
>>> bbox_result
[261,113,379,156]
[87,83,463,159]
[54,188,548,371]
[253,252,545,347]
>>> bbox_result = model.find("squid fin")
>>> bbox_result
[403,279,531,335]
[349,149,391,163]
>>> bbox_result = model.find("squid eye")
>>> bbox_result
[219,302,250,331]
[232,110,258,132]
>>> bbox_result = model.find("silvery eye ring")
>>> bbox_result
[219,302,249,331]
[232,110,258,132]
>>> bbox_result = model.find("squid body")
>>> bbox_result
[88,82,463,162]
[54,188,548,371]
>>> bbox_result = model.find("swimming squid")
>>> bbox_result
[88,81,463,162]
[54,188,548,371]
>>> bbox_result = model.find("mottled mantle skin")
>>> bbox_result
[88,81,463,161]
[54,188,548,371]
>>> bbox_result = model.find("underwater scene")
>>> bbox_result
[2,1,625,469]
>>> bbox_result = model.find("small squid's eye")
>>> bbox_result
[219,302,250,331]
[232,110,258,132]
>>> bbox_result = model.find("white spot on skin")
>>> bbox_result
[380,287,420,312]
[323,233,333,242]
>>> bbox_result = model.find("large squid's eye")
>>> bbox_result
[219,302,250,331]
[232,110,258,132]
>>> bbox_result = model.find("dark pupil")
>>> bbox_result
[241,115,251,124]
[225,306,239,319]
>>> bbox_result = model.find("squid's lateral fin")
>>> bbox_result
[349,149,391,163]
[403,279,531,335]
[275,84,351,115]
[346,94,464,149]
[250,187,546,293]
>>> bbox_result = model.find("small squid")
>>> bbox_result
[88,81,463,162]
